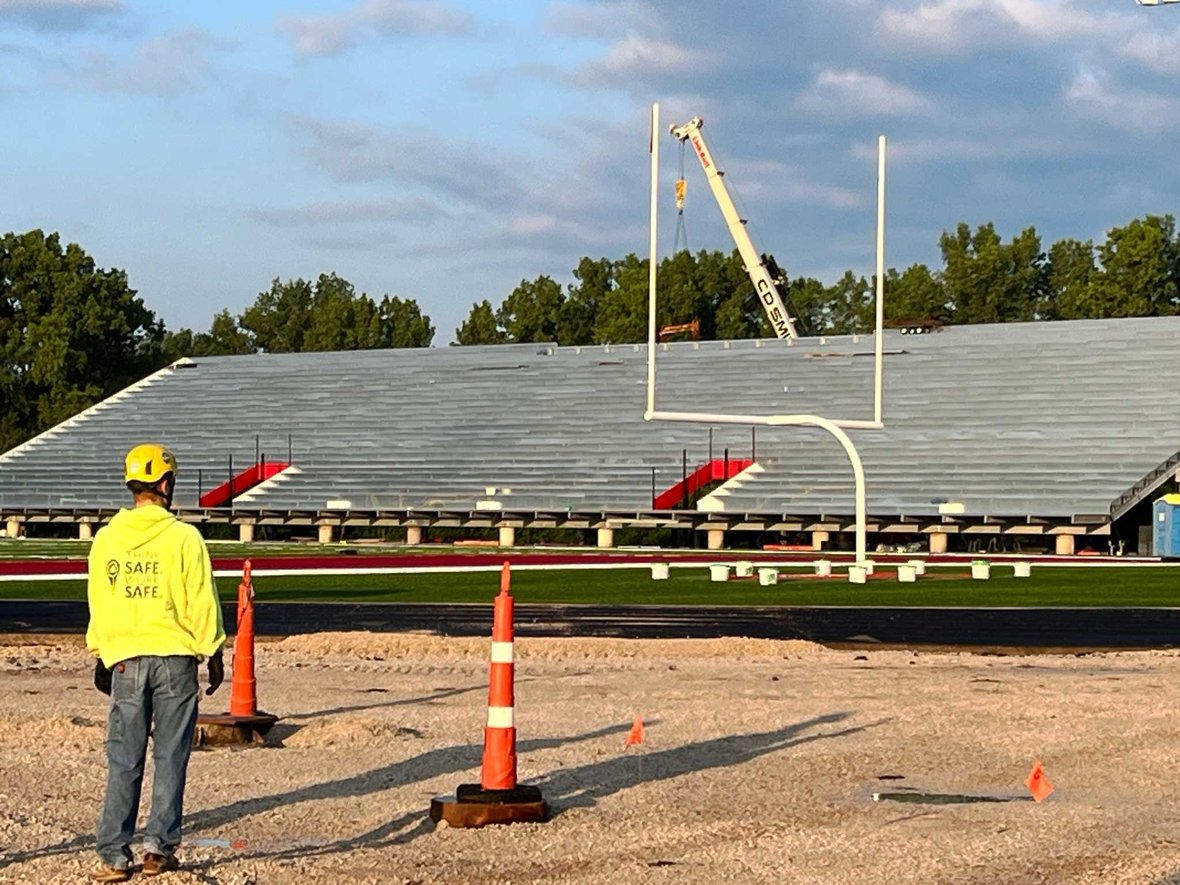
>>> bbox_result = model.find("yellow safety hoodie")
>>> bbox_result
[86,505,225,668]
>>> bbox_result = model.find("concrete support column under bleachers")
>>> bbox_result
[406,525,422,546]
[928,531,948,554]
[5,518,21,539]
[78,521,94,540]
[499,526,515,547]
[1055,534,1075,556]
[707,528,725,550]
[318,523,334,544]
[596,528,614,549]
[239,523,255,543]
[811,530,829,550]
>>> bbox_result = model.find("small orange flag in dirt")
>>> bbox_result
[624,715,645,747]
[1025,760,1053,803]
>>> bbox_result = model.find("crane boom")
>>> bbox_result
[669,116,799,340]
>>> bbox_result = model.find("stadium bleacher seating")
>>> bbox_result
[0,316,1177,527]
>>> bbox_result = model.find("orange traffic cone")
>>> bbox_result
[429,562,547,827]
[229,561,258,716]
[624,715,645,747]
[482,561,518,790]
[1025,760,1053,803]
[194,560,277,745]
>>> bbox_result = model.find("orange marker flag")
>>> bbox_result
[1025,760,1053,803]
[624,715,645,747]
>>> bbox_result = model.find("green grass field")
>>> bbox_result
[4,563,1179,607]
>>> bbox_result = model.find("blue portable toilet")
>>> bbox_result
[1153,494,1180,557]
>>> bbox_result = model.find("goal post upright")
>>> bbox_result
[643,102,888,563]
[647,102,660,417]
[874,135,886,425]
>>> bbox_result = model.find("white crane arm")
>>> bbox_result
[669,117,799,340]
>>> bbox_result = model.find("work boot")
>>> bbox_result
[142,852,179,876]
[90,865,132,883]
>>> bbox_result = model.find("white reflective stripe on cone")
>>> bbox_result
[486,706,514,728]
[490,641,514,663]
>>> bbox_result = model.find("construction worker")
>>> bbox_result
[86,444,225,882]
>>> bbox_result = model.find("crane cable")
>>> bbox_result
[673,139,689,254]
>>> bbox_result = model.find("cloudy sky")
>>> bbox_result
[3,0,1179,343]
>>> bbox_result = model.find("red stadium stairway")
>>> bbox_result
[653,458,755,510]
[199,461,291,508]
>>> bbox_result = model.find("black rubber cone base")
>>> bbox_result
[430,783,548,828]
[194,712,278,747]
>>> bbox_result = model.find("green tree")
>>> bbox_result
[454,300,506,345]
[303,274,378,351]
[0,229,164,450]
[883,263,947,325]
[1086,215,1179,318]
[201,309,254,355]
[715,288,758,340]
[163,309,255,359]
[241,274,433,352]
[240,277,313,353]
[378,294,434,347]
[558,257,613,346]
[939,222,1046,324]
[496,275,563,343]
[593,254,648,344]
[659,250,716,337]
[161,327,195,362]
[785,276,829,337]
[825,271,873,334]
[1044,238,1097,320]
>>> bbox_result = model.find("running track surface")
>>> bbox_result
[2,549,1174,648]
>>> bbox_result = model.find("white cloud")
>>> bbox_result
[543,0,664,39]
[1065,68,1180,134]
[0,0,124,32]
[796,69,933,117]
[508,214,560,236]
[732,159,862,209]
[1120,28,1180,75]
[876,0,1120,53]
[276,0,472,57]
[278,16,351,56]
[990,0,1109,39]
[294,118,522,209]
[877,0,1008,52]
[575,33,704,85]
[78,28,232,95]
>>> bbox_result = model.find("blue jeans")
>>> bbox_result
[96,655,199,869]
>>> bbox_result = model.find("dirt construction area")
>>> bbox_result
[3,633,1180,885]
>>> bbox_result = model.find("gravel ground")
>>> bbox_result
[2,632,1180,884]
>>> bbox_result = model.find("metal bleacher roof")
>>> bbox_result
[1,316,1177,523]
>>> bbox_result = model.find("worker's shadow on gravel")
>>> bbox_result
[0,712,869,874]
[188,710,868,871]
[182,720,641,870]
[0,720,629,874]
[536,710,872,817]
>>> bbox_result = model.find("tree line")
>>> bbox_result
[3,213,1179,450]
[0,230,434,451]
[457,214,1180,345]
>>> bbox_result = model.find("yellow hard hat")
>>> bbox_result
[124,443,178,484]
